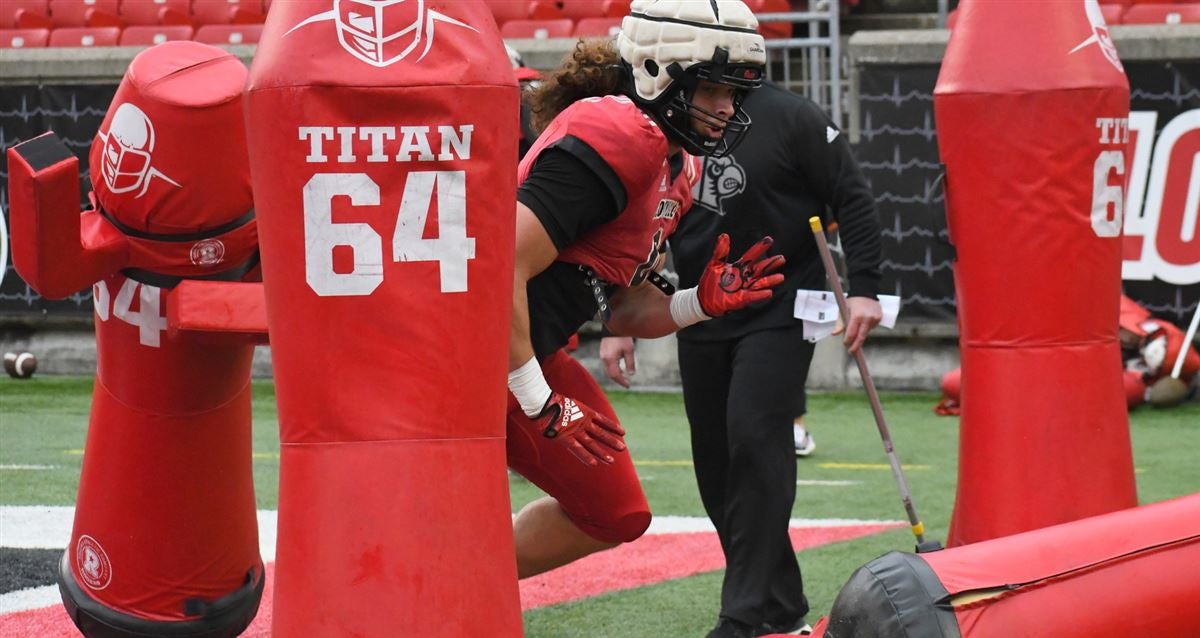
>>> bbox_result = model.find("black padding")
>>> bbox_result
[15,132,74,172]
[824,551,961,638]
[58,552,265,638]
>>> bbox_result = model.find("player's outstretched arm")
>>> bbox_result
[606,234,786,338]
[507,203,628,466]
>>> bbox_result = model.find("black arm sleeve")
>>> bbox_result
[516,140,624,251]
[792,102,883,299]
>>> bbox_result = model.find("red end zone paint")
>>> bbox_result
[518,524,900,610]
[1,525,899,635]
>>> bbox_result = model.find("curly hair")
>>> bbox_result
[527,38,627,134]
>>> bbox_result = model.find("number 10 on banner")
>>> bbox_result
[303,171,475,297]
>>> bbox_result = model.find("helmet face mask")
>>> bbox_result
[657,50,762,157]
[617,0,766,157]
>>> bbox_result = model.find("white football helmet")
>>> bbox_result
[617,0,766,157]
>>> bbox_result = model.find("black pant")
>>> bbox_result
[678,325,814,628]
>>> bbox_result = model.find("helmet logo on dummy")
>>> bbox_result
[1069,0,1124,72]
[76,535,113,590]
[286,0,476,68]
[190,239,226,266]
[693,155,747,216]
[96,103,182,199]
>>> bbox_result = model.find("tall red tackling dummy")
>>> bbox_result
[245,1,522,635]
[6,42,265,636]
[934,0,1138,546]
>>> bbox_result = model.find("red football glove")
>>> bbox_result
[530,392,627,467]
[697,234,786,317]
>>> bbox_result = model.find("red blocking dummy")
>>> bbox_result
[7,43,266,637]
[811,494,1200,638]
[245,2,521,635]
[934,0,1137,546]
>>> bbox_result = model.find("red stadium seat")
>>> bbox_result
[1122,3,1200,22]
[48,0,118,27]
[500,18,573,39]
[2,0,49,28]
[529,0,564,20]
[119,0,190,26]
[193,22,260,45]
[118,23,190,44]
[229,4,264,24]
[48,25,120,45]
[1101,3,1125,23]
[560,0,628,20]
[573,17,622,37]
[485,0,534,25]
[753,0,792,39]
[192,0,264,25]
[561,0,606,20]
[0,27,50,47]
[606,0,631,17]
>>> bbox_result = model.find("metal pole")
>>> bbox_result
[808,216,941,552]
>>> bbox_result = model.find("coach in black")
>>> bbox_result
[674,81,884,638]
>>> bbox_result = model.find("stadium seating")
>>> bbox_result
[746,0,793,39]
[1101,4,1126,23]
[120,0,191,26]
[47,25,119,46]
[501,18,573,39]
[574,16,623,37]
[0,27,50,47]
[193,22,261,44]
[486,0,536,25]
[48,0,118,27]
[119,23,192,44]
[1122,3,1200,23]
[560,0,627,20]
[191,0,265,26]
[2,0,49,28]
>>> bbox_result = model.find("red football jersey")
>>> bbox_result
[519,95,697,286]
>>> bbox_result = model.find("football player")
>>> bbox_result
[507,0,778,578]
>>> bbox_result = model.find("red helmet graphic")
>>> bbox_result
[287,0,474,67]
[337,0,423,67]
[98,103,180,198]
[1070,0,1123,72]
[87,42,259,279]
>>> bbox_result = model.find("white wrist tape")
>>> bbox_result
[507,356,553,418]
[670,287,711,328]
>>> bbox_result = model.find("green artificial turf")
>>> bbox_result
[2,375,1198,636]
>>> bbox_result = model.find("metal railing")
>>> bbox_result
[754,5,844,127]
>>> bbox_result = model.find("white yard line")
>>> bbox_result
[1,507,900,614]
[3,507,899,550]
[0,585,60,615]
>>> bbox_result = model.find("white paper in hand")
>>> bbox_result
[794,290,838,323]
[794,290,840,342]
[878,294,901,329]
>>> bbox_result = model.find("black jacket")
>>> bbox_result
[671,82,883,341]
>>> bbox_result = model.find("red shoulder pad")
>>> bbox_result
[555,96,668,200]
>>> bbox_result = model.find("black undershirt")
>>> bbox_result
[517,143,621,359]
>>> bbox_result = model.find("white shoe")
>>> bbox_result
[794,425,816,457]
